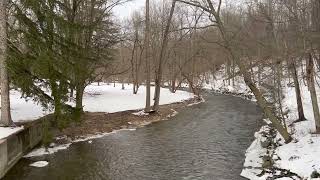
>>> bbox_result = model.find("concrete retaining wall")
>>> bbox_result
[0,120,43,179]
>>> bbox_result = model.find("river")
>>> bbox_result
[4,93,262,180]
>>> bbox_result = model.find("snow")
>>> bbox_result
[29,161,49,167]
[0,90,48,122]
[2,83,194,122]
[132,110,149,116]
[187,96,206,106]
[0,126,24,140]
[208,65,320,179]
[272,80,320,179]
[24,143,72,158]
[167,109,179,118]
[23,82,191,158]
[240,125,271,180]
[202,66,253,98]
[81,83,194,113]
[25,128,137,157]
[275,133,320,178]
[228,68,320,179]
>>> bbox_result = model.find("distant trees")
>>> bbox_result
[166,0,320,140]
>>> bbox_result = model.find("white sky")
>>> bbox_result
[112,0,246,20]
[113,0,145,20]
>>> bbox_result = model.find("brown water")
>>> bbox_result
[4,93,262,180]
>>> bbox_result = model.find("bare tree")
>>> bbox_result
[144,0,151,112]
[176,0,292,142]
[307,53,320,132]
[153,0,177,111]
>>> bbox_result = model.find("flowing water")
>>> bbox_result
[4,93,262,180]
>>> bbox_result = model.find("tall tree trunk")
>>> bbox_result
[153,0,176,111]
[289,60,306,121]
[0,0,12,126]
[275,62,286,129]
[307,53,320,132]
[144,0,151,112]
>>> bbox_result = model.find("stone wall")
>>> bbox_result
[0,120,43,179]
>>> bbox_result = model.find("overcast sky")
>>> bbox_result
[113,0,145,20]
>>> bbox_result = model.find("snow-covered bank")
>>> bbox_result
[202,67,253,99]
[207,67,320,179]
[24,128,137,157]
[240,79,320,179]
[1,82,194,154]
[81,82,194,113]
[2,83,194,122]
[19,83,196,157]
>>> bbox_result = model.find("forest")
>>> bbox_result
[0,0,320,179]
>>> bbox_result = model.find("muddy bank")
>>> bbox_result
[21,97,202,147]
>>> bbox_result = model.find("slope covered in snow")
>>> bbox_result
[207,66,320,179]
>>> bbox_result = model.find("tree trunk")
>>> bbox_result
[243,66,292,142]
[153,0,176,111]
[275,62,286,129]
[289,60,306,121]
[307,53,320,132]
[208,2,292,142]
[0,0,12,126]
[144,0,151,112]
[70,88,74,98]
[170,78,176,93]
[76,83,85,113]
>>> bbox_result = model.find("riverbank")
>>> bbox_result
[23,96,202,157]
[3,90,261,180]
[208,67,320,179]
[240,80,320,179]
[0,82,195,158]
[57,96,201,142]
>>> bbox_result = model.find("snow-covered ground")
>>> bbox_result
[240,75,320,179]
[207,66,320,179]
[270,80,320,179]
[1,82,194,122]
[82,82,194,113]
[0,82,194,142]
[202,66,252,96]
